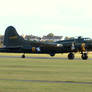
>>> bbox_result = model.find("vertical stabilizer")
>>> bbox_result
[4,26,24,48]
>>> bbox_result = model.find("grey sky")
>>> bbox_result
[0,0,92,37]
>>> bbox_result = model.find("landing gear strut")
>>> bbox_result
[22,54,25,58]
[68,53,74,60]
[81,53,88,60]
[81,43,88,60]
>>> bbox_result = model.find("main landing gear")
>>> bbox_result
[68,53,74,60]
[81,52,88,60]
[68,52,88,60]
[81,43,88,60]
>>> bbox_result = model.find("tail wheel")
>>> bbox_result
[22,54,25,58]
[68,53,74,60]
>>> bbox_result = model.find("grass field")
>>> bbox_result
[0,53,92,92]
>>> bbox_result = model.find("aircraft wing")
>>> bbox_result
[29,41,63,48]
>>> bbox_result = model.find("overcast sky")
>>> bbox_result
[0,0,92,37]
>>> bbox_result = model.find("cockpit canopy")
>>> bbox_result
[83,38,92,41]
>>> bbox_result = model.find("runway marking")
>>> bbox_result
[0,79,92,85]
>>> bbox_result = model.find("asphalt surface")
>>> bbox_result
[0,55,92,60]
[0,79,92,85]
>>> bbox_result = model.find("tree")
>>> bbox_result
[47,33,54,37]
[64,36,70,40]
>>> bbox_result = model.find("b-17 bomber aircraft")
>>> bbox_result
[0,26,92,60]
[0,26,64,58]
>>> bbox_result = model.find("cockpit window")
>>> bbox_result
[84,38,91,41]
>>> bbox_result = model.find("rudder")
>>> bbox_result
[4,26,24,48]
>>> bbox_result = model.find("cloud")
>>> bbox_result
[0,0,58,16]
[0,0,92,38]
[0,0,91,16]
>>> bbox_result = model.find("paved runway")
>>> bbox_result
[0,55,80,60]
[0,55,92,60]
[0,79,92,85]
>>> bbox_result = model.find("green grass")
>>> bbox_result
[0,54,92,92]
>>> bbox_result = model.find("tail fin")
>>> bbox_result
[4,26,24,48]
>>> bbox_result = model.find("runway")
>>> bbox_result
[0,55,92,60]
[0,55,80,60]
[0,55,68,59]
[0,79,92,85]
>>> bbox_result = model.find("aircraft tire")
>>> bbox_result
[68,53,74,60]
[81,53,88,60]
[22,54,25,58]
